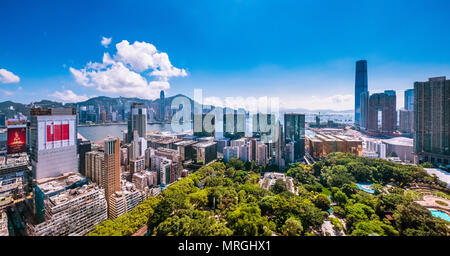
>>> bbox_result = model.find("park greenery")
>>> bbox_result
[88,152,449,236]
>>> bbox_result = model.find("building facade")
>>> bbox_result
[355,60,368,126]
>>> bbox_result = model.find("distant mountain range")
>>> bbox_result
[0,94,353,119]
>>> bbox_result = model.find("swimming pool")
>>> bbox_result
[356,183,375,194]
[430,210,450,222]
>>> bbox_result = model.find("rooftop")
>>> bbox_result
[37,172,86,196]
[382,137,413,147]
[193,141,217,148]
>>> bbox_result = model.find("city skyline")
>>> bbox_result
[2,1,450,111]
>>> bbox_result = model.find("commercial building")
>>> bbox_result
[256,142,268,165]
[193,141,217,165]
[306,133,362,159]
[284,113,305,161]
[364,140,387,159]
[382,137,414,163]
[77,140,91,177]
[28,172,107,236]
[160,90,165,121]
[414,76,450,165]
[0,210,8,236]
[175,140,197,161]
[30,108,78,180]
[127,103,147,143]
[355,60,368,126]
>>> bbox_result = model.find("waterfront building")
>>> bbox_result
[127,103,147,143]
[367,91,397,135]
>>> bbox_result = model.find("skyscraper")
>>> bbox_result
[104,137,121,218]
[367,91,397,135]
[414,77,450,165]
[160,90,165,122]
[30,108,78,179]
[404,89,414,111]
[359,91,370,129]
[284,113,305,161]
[355,60,368,126]
[127,103,147,143]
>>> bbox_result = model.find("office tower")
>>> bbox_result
[193,141,217,165]
[355,60,368,126]
[127,103,147,143]
[414,77,450,165]
[29,172,107,236]
[359,91,369,129]
[252,113,275,138]
[78,140,92,176]
[399,109,414,134]
[160,90,165,121]
[404,89,414,111]
[284,113,305,161]
[30,108,78,179]
[104,137,121,217]
[367,91,397,134]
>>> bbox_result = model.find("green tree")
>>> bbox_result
[282,217,303,236]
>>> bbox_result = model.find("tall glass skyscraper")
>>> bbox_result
[284,113,305,161]
[404,89,414,111]
[160,90,165,121]
[355,60,368,126]
[127,103,147,143]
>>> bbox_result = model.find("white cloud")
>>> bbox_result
[70,40,187,99]
[0,68,20,83]
[281,94,354,111]
[101,36,112,48]
[0,89,14,96]
[51,90,90,103]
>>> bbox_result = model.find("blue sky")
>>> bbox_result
[1,0,450,110]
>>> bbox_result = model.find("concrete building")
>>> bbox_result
[175,140,197,161]
[364,140,387,159]
[77,140,91,177]
[256,142,268,165]
[108,180,146,219]
[382,137,414,163]
[30,108,78,180]
[0,210,8,236]
[28,172,107,236]
[193,141,217,165]
[414,76,450,165]
[239,144,249,162]
[306,133,363,159]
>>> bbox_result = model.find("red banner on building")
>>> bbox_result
[46,123,69,142]
[7,127,27,154]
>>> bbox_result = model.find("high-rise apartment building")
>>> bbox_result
[355,60,368,126]
[367,91,397,135]
[30,108,78,180]
[414,77,450,165]
[127,103,147,143]
[284,113,305,161]
[28,172,107,236]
